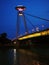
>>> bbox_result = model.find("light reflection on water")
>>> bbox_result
[0,48,49,65]
[14,49,16,65]
[0,48,17,65]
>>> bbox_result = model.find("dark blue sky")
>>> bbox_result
[0,0,49,39]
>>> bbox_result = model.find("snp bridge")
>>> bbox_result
[13,5,49,47]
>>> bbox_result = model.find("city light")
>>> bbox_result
[18,29,49,40]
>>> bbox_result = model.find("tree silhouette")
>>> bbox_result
[0,33,11,44]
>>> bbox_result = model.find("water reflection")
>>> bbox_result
[14,49,16,65]
[0,48,14,65]
[0,48,49,65]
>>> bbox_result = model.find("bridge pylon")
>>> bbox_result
[15,5,28,39]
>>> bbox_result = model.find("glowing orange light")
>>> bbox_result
[18,29,49,40]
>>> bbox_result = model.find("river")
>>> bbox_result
[0,48,49,65]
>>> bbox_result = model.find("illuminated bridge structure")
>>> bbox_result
[13,5,49,47]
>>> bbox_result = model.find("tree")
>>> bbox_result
[0,33,11,44]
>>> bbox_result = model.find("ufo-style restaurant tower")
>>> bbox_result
[14,5,49,47]
[15,5,28,38]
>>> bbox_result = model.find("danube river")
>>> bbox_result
[0,47,49,65]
